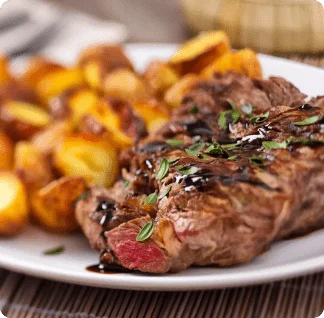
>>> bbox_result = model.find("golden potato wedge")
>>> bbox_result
[31,120,72,155]
[14,142,54,191]
[103,69,151,103]
[21,56,64,89]
[201,48,263,79]
[54,134,119,187]
[80,99,143,149]
[169,31,231,74]
[78,45,134,90]
[0,130,13,169]
[134,101,170,133]
[143,61,180,97]
[164,74,200,108]
[30,176,87,232]
[36,68,85,103]
[0,101,51,140]
[0,55,12,84]
[0,171,29,236]
[50,87,99,125]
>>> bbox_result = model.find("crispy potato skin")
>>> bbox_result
[0,101,51,141]
[36,68,85,103]
[78,45,134,90]
[54,134,119,187]
[31,121,72,156]
[0,171,29,236]
[49,87,99,125]
[169,31,231,74]
[21,57,65,89]
[164,74,200,108]
[0,130,14,169]
[143,61,180,97]
[201,48,263,79]
[103,69,152,103]
[134,101,170,133]
[14,142,54,192]
[31,176,87,232]
[0,79,40,105]
[0,55,12,84]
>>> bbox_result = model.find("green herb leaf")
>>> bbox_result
[229,101,238,111]
[158,186,171,200]
[156,158,170,180]
[185,149,199,157]
[146,193,158,204]
[249,155,265,168]
[175,165,199,175]
[262,141,288,150]
[43,246,65,256]
[293,115,322,126]
[185,142,205,157]
[73,190,90,207]
[189,105,199,114]
[251,111,269,125]
[218,110,231,129]
[231,110,241,124]
[168,157,179,164]
[222,143,240,151]
[189,142,205,152]
[167,139,184,147]
[124,180,130,187]
[136,222,155,242]
[241,103,253,115]
[204,143,228,156]
[228,155,238,161]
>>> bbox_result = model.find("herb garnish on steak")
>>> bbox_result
[76,72,324,273]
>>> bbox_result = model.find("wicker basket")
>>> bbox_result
[181,0,324,53]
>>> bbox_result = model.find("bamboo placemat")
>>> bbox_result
[1,56,324,318]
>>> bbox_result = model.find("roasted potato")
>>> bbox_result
[0,130,13,169]
[169,31,230,74]
[0,171,29,236]
[14,142,53,192]
[21,57,64,89]
[134,101,170,133]
[31,120,72,155]
[0,55,12,84]
[54,134,119,187]
[0,79,39,105]
[30,176,87,232]
[36,68,85,103]
[201,48,263,79]
[80,99,138,149]
[50,87,99,125]
[103,69,151,103]
[143,61,180,97]
[0,101,51,140]
[78,45,134,90]
[164,74,200,108]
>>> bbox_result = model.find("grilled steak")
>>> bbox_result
[76,73,324,273]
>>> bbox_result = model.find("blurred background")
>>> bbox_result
[0,0,324,58]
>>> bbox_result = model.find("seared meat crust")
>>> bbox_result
[76,73,324,273]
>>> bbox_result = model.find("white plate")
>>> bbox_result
[2,44,324,291]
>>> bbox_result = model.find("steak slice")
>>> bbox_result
[76,73,324,273]
[175,72,306,116]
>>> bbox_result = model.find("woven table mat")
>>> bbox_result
[1,56,324,318]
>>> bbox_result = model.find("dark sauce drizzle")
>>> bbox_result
[86,263,132,274]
